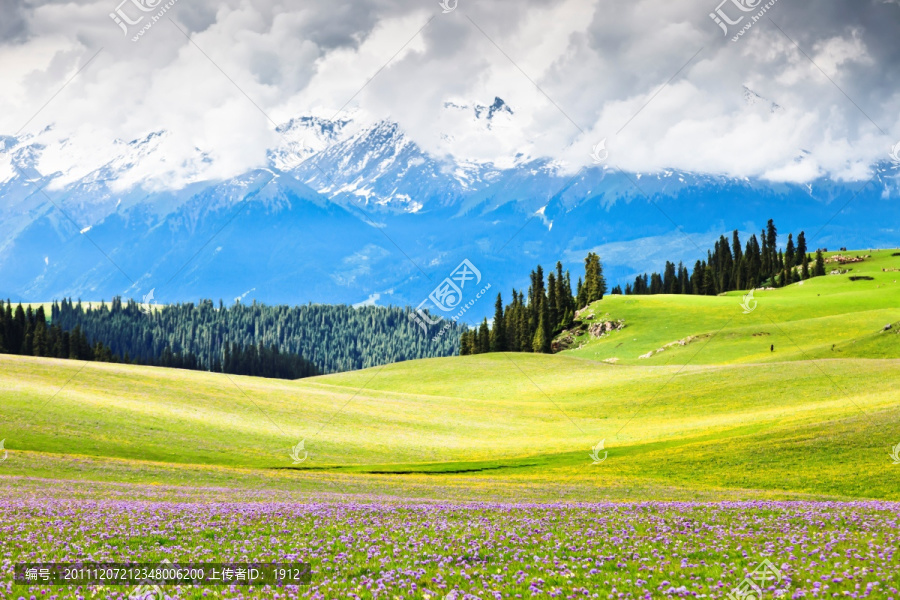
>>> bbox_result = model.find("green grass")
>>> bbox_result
[565,248,900,365]
[2,248,899,502]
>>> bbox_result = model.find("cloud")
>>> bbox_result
[0,0,898,190]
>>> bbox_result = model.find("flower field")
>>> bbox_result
[3,498,898,599]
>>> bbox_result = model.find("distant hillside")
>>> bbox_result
[562,248,900,365]
[47,298,461,374]
[3,107,898,319]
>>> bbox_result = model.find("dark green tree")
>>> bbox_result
[478,319,491,354]
[490,293,506,352]
[581,252,607,307]
[814,249,826,276]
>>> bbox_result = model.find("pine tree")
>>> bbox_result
[518,306,530,352]
[650,272,663,295]
[663,261,676,294]
[531,318,545,353]
[797,232,809,280]
[460,331,471,355]
[785,233,795,285]
[563,270,574,320]
[777,250,785,286]
[478,319,491,354]
[766,219,778,273]
[582,253,607,306]
[796,231,807,258]
[505,290,520,351]
[32,306,48,356]
[547,273,559,333]
[490,293,506,352]
[702,265,716,295]
[691,261,703,295]
[814,249,826,276]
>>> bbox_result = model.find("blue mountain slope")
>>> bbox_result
[1,111,898,328]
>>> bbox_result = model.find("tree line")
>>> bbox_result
[461,220,828,356]
[1,298,462,378]
[610,220,826,296]
[0,303,118,362]
[0,300,319,378]
[460,253,606,355]
[48,297,461,375]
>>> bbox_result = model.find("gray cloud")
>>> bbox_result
[0,0,898,190]
[0,0,31,43]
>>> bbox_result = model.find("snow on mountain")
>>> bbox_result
[742,86,784,114]
[269,114,354,172]
[443,96,515,130]
[1,93,898,317]
[289,118,466,212]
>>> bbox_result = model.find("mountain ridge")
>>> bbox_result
[2,99,898,321]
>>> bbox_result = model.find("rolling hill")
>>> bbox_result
[564,248,900,364]
[2,249,899,502]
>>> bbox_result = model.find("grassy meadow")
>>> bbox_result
[3,249,900,598]
[2,250,899,501]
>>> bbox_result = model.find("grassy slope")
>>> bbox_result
[565,249,900,364]
[2,249,899,501]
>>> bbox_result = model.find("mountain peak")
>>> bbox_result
[742,85,783,114]
[444,97,514,126]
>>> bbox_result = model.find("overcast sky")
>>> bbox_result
[1,0,898,190]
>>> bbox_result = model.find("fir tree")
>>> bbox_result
[785,233,795,285]
[478,319,491,354]
[814,249,826,276]
[490,293,506,352]
[582,253,607,307]
[547,273,559,333]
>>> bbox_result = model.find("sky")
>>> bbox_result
[1,0,899,191]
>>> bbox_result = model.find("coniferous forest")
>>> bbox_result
[0,298,462,378]
[610,220,825,296]
[460,252,607,355]
[1,219,822,369]
[462,220,825,355]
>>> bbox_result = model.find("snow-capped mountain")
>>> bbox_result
[1,96,898,323]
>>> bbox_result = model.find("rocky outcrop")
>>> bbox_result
[637,333,710,359]
[551,332,577,353]
[588,319,625,338]
[551,316,625,353]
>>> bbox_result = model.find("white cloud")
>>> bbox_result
[0,0,897,190]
